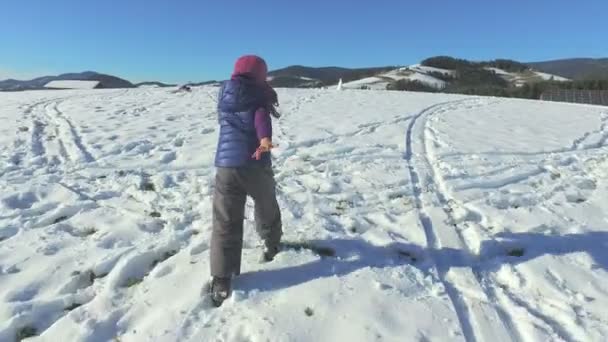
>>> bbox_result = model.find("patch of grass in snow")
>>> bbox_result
[149,211,161,218]
[282,241,336,258]
[76,269,108,283]
[6,265,21,274]
[151,250,178,268]
[331,199,354,216]
[397,250,418,263]
[16,326,38,341]
[93,271,109,280]
[507,248,525,257]
[388,192,407,200]
[53,215,69,224]
[124,277,143,288]
[64,302,83,311]
[141,182,155,192]
[81,227,97,236]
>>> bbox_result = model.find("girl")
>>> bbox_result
[209,55,282,306]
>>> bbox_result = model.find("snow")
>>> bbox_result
[401,71,446,89]
[485,67,511,76]
[342,68,446,90]
[341,76,389,90]
[534,71,570,82]
[485,67,570,84]
[1,87,608,341]
[45,80,100,90]
[409,64,456,76]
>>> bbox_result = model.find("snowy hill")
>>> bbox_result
[1,87,608,341]
[485,67,570,86]
[0,72,134,91]
[267,65,396,88]
[341,64,453,90]
[528,58,608,80]
[135,81,177,88]
[342,63,569,91]
[268,60,568,91]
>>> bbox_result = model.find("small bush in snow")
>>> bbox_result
[17,326,38,340]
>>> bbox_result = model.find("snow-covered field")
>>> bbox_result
[1,87,607,342]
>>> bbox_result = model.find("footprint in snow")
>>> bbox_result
[151,264,174,278]
[2,265,21,274]
[5,284,40,302]
[160,151,177,164]
[1,191,39,210]
[58,270,96,294]
[565,191,587,204]
[114,249,179,288]
[138,220,165,233]
[573,177,597,191]
[173,138,185,147]
[36,243,62,256]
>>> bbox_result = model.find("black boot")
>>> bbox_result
[260,244,280,263]
[210,276,232,307]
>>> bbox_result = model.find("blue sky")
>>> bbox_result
[1,0,607,83]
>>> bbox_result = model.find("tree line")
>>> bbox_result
[387,56,608,99]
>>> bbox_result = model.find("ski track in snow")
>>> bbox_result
[405,98,520,342]
[1,87,608,342]
[417,100,608,341]
[407,98,608,342]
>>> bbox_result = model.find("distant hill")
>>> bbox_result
[185,80,221,87]
[271,57,567,94]
[265,58,574,91]
[528,58,608,80]
[4,56,606,94]
[267,65,397,88]
[0,71,134,91]
[135,81,177,88]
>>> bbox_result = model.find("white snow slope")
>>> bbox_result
[1,87,608,342]
[342,66,447,90]
[44,81,101,90]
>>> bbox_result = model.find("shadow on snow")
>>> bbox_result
[234,231,608,292]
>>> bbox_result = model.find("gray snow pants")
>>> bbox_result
[210,166,282,278]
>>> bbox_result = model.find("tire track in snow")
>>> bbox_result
[44,101,95,164]
[423,104,606,340]
[405,99,518,342]
[4,95,92,176]
[569,111,608,150]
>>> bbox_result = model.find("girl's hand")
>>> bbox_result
[259,138,274,152]
[253,138,275,160]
